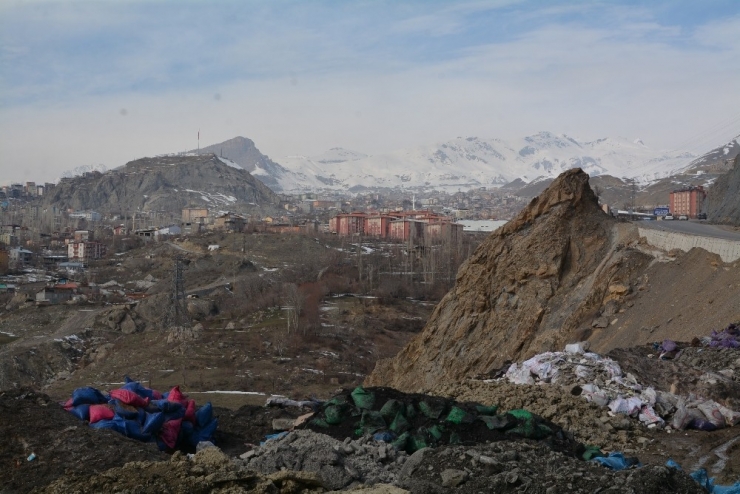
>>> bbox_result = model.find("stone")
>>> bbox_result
[272,418,295,431]
[366,169,652,392]
[440,469,468,488]
[592,317,609,328]
[239,450,256,460]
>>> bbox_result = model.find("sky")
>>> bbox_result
[1,0,739,184]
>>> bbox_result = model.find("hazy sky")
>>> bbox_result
[1,0,739,184]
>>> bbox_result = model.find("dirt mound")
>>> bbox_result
[367,169,651,392]
[0,388,166,493]
[38,447,324,494]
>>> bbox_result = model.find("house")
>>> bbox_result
[214,213,245,231]
[35,285,76,305]
[669,186,706,219]
[68,241,107,261]
[74,230,92,242]
[182,208,209,223]
[154,225,182,237]
[9,247,33,266]
[113,225,127,236]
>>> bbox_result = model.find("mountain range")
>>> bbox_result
[198,132,721,193]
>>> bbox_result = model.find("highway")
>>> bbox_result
[636,220,740,241]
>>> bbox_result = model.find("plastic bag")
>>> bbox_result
[109,388,150,408]
[638,405,665,427]
[69,404,90,421]
[671,399,691,430]
[697,401,726,429]
[71,387,108,406]
[196,402,213,428]
[350,386,375,410]
[505,363,534,385]
[89,404,115,424]
[717,404,740,426]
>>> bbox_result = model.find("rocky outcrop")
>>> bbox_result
[707,154,740,226]
[42,154,280,215]
[367,169,651,392]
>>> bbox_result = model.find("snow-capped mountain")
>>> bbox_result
[59,163,108,179]
[274,132,696,193]
[679,134,740,173]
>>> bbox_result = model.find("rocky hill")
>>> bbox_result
[706,154,740,225]
[42,154,279,215]
[367,168,652,392]
[192,136,290,191]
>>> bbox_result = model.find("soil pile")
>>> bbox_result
[368,168,651,392]
[0,389,166,493]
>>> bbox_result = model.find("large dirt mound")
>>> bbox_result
[367,169,651,392]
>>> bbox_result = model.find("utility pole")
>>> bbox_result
[169,256,190,328]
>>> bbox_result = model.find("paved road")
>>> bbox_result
[636,220,740,241]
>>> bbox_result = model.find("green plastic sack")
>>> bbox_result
[478,414,515,430]
[351,387,376,410]
[449,432,461,444]
[311,418,330,428]
[326,395,349,407]
[428,424,444,440]
[379,399,404,423]
[325,405,344,425]
[359,409,386,434]
[582,445,604,461]
[445,406,473,425]
[507,409,533,420]
[390,412,410,434]
[418,400,445,419]
[405,403,417,420]
[409,429,429,452]
[391,431,409,451]
[475,405,498,416]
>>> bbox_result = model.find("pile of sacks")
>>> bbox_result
[63,377,217,451]
[503,344,740,432]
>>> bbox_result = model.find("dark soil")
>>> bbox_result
[0,389,167,494]
[214,404,309,457]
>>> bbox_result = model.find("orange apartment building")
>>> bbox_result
[330,210,461,242]
[669,186,705,218]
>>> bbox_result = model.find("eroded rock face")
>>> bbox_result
[367,169,651,392]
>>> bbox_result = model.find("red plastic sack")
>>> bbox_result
[110,388,150,408]
[89,405,115,423]
[159,418,182,450]
[184,399,196,423]
[167,386,186,405]
[63,398,73,411]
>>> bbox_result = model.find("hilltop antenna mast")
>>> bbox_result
[197,130,200,151]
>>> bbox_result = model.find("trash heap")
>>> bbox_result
[304,386,585,457]
[503,344,740,432]
[708,322,740,349]
[63,377,217,452]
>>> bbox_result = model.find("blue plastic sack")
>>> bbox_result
[260,431,288,446]
[194,418,218,444]
[111,399,144,421]
[142,412,166,435]
[69,404,90,421]
[152,399,183,413]
[71,387,108,406]
[591,452,640,471]
[373,431,397,442]
[196,402,213,428]
[90,417,127,436]
[179,420,197,448]
[123,419,152,442]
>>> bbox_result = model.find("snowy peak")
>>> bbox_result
[272,133,696,193]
